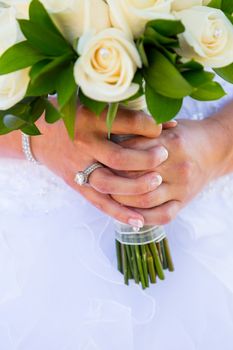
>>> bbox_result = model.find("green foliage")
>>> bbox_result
[145,84,183,124]
[61,92,78,140]
[56,64,78,109]
[45,100,62,124]
[191,82,226,101]
[0,42,45,75]
[106,103,119,139]
[79,90,107,116]
[208,0,233,13]
[215,63,233,84]
[144,49,193,99]
[0,97,46,135]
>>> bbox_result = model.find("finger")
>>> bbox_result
[163,120,178,129]
[119,136,161,151]
[133,200,181,226]
[79,185,145,228]
[112,184,173,209]
[89,167,163,195]
[100,109,162,138]
[88,137,169,171]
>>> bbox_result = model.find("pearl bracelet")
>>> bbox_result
[21,133,39,164]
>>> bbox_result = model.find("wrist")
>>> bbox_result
[201,116,232,180]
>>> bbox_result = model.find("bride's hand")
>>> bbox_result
[33,105,169,227]
[112,118,228,225]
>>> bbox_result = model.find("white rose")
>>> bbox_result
[175,6,233,68]
[172,0,210,11]
[1,0,30,18]
[74,29,142,102]
[41,0,111,44]
[123,96,147,111]
[0,70,30,110]
[106,0,174,39]
[0,5,29,110]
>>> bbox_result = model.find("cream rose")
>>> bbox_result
[74,29,142,102]
[1,0,30,18]
[172,0,210,11]
[106,0,174,39]
[175,6,233,68]
[41,0,111,44]
[0,5,29,110]
[0,70,30,110]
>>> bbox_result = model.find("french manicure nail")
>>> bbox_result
[128,218,144,229]
[150,175,163,188]
[158,147,169,162]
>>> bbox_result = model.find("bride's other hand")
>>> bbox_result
[33,105,169,227]
[113,116,232,225]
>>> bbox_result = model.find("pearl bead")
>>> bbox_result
[99,48,110,59]
[214,28,223,38]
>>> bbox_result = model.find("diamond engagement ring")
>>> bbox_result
[74,162,104,186]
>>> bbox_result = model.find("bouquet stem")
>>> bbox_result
[115,237,174,289]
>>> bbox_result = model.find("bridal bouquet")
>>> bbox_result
[0,0,233,289]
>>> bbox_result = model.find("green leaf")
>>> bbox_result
[214,63,233,83]
[30,53,75,84]
[29,97,46,123]
[182,70,215,87]
[136,39,149,67]
[208,0,222,9]
[21,123,41,136]
[221,0,233,13]
[18,19,71,56]
[191,82,226,101]
[45,100,62,123]
[56,63,77,108]
[27,69,59,96]
[29,0,62,37]
[0,41,45,75]
[3,114,25,130]
[226,14,233,25]
[0,116,11,135]
[27,55,76,96]
[144,49,193,99]
[178,60,203,71]
[61,92,78,140]
[145,84,182,123]
[146,19,185,37]
[79,90,107,116]
[29,59,52,80]
[106,103,119,139]
[143,27,178,48]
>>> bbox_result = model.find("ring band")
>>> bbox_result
[74,162,104,186]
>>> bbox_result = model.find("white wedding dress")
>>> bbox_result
[0,78,233,350]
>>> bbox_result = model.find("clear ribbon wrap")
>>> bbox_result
[115,221,167,246]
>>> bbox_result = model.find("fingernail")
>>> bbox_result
[128,218,144,229]
[150,174,163,189]
[158,147,169,162]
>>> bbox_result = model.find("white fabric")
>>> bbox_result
[0,78,233,350]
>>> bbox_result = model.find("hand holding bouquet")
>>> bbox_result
[0,0,233,289]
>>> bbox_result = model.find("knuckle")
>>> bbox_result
[169,131,186,150]
[160,204,178,224]
[131,112,144,132]
[106,149,125,169]
[140,192,154,209]
[74,134,87,150]
[92,174,113,194]
[179,161,193,184]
